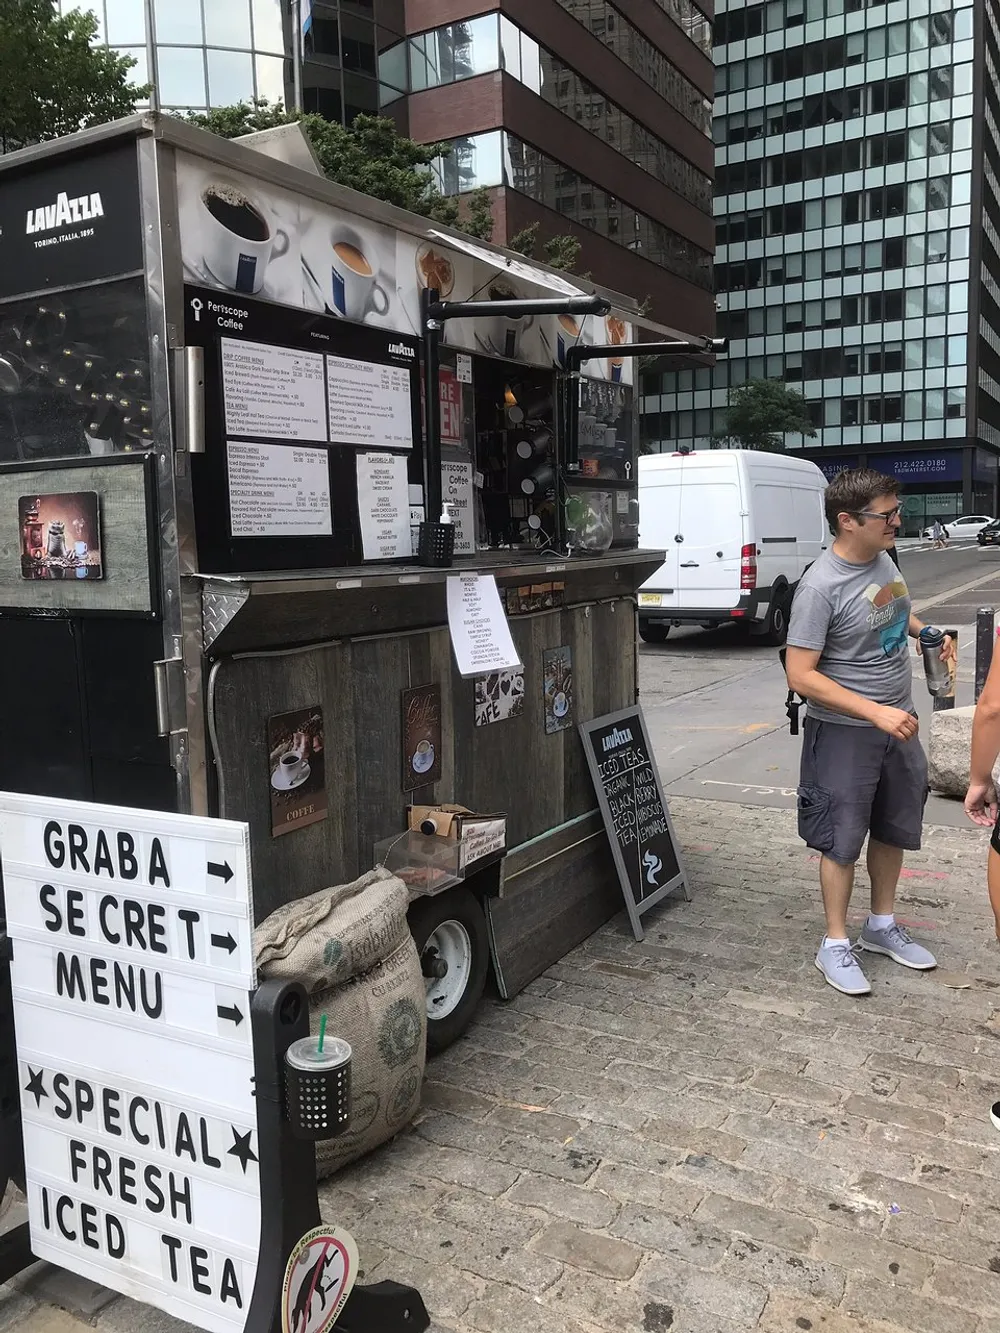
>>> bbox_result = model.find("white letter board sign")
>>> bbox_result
[0,792,259,1333]
[578,707,690,941]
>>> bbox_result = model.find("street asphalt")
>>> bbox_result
[640,539,1000,828]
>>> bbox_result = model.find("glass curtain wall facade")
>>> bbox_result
[640,0,1000,528]
[60,0,394,122]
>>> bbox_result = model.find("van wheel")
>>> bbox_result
[761,591,790,646]
[639,624,671,644]
[408,888,489,1055]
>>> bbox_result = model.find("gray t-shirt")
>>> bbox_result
[787,548,913,726]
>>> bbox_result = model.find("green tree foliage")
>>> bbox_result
[185,101,497,238]
[712,377,817,453]
[0,0,146,153]
[507,221,582,272]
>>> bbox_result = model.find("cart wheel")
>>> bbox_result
[408,888,489,1055]
[639,623,670,644]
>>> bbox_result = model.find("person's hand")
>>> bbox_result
[871,706,919,741]
[965,778,999,827]
[940,633,956,662]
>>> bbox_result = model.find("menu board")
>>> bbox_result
[221,338,327,441]
[446,574,523,678]
[326,353,413,449]
[442,460,476,555]
[356,451,411,559]
[579,707,688,940]
[227,439,332,537]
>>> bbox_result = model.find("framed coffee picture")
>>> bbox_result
[18,491,103,581]
[402,684,442,792]
[267,705,328,837]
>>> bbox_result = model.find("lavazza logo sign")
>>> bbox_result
[24,190,105,238]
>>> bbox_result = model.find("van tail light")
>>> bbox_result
[740,543,757,592]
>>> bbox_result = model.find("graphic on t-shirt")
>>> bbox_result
[863,577,909,657]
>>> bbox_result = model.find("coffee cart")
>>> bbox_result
[0,114,707,1052]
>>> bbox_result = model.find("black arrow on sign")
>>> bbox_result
[217,1004,244,1026]
[211,932,237,954]
[207,860,234,883]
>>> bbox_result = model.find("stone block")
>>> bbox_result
[928,704,1000,797]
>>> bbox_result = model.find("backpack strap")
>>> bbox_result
[779,647,804,737]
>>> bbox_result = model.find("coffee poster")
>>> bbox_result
[19,491,103,581]
[542,646,573,734]
[402,684,442,792]
[474,668,525,727]
[267,705,328,837]
[174,151,632,382]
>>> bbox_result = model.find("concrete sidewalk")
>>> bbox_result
[5,797,1000,1333]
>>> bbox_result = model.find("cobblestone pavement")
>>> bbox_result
[4,797,1000,1333]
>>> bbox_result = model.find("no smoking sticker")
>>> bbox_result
[282,1225,359,1333]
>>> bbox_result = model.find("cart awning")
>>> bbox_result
[429,230,587,298]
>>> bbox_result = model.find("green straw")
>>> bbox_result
[318,1013,327,1055]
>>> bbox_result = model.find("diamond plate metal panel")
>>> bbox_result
[202,588,249,650]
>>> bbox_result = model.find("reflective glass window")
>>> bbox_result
[123,48,149,89]
[926,337,946,366]
[255,53,286,102]
[204,0,251,47]
[252,0,285,53]
[500,16,520,79]
[930,12,952,45]
[947,387,966,418]
[904,390,923,419]
[378,41,406,96]
[105,0,146,44]
[154,0,202,44]
[925,389,944,418]
[949,229,970,260]
[948,336,967,365]
[927,231,949,263]
[208,49,254,104]
[157,47,207,105]
[905,288,924,318]
[925,285,947,316]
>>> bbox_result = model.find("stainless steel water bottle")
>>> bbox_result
[919,626,950,696]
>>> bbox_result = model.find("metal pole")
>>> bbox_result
[422,286,443,522]
[291,0,304,113]
[142,0,160,113]
[976,608,996,701]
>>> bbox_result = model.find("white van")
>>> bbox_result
[636,450,829,645]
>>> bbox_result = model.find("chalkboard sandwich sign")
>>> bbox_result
[579,706,690,941]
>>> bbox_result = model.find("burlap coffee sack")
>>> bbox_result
[254,867,409,995]
[310,934,426,1178]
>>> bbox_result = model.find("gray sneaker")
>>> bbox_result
[858,920,937,970]
[815,941,872,996]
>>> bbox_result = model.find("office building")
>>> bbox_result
[641,0,1000,527]
[376,0,716,327]
[61,0,394,127]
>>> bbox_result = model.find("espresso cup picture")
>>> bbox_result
[280,751,306,782]
[557,313,583,367]
[330,227,389,321]
[200,184,289,294]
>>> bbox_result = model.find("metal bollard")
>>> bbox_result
[976,608,996,702]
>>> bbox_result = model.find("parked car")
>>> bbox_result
[636,450,829,646]
[921,515,994,539]
[979,519,1000,546]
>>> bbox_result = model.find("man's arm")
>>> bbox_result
[784,645,919,740]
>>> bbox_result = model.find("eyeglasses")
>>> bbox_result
[854,505,902,524]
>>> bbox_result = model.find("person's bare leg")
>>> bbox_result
[820,855,855,937]
[867,838,904,915]
[988,847,1000,942]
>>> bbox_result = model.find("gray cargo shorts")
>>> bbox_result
[797,715,929,865]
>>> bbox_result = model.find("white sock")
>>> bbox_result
[867,913,895,931]
[823,936,850,948]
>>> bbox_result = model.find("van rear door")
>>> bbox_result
[673,465,743,609]
[638,471,682,609]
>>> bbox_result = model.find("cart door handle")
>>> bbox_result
[680,561,699,568]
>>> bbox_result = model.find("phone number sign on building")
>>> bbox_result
[0,792,260,1333]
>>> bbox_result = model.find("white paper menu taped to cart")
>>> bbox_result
[446,574,523,678]
[227,440,332,537]
[326,353,413,448]
[221,338,327,441]
[356,452,411,559]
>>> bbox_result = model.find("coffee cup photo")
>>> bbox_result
[200,183,290,294]
[557,313,583,367]
[329,226,390,321]
[271,749,309,790]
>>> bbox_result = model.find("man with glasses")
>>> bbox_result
[785,469,954,995]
